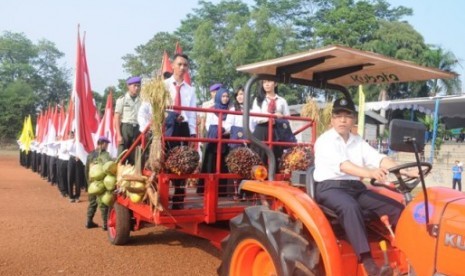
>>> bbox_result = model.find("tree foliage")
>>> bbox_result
[122,0,461,106]
[0,31,71,141]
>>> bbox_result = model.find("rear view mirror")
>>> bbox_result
[389,119,426,153]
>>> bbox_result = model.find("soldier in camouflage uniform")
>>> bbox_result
[85,136,112,230]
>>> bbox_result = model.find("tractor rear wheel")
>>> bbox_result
[218,206,322,276]
[107,202,131,245]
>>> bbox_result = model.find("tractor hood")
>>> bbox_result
[396,187,465,275]
[435,196,465,275]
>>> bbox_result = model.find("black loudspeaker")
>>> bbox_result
[389,119,426,153]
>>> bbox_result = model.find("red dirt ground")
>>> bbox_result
[0,151,220,275]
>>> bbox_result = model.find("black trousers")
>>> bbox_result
[41,154,48,178]
[31,151,37,172]
[48,155,57,184]
[453,178,462,191]
[251,123,284,172]
[57,159,69,196]
[315,179,404,258]
[198,141,229,196]
[67,157,80,200]
[166,122,190,204]
[117,123,140,165]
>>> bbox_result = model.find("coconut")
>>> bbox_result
[103,161,117,176]
[128,191,143,203]
[100,191,115,207]
[89,163,106,181]
[88,180,105,196]
[103,174,117,191]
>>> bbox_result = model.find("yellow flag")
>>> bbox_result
[18,117,27,149]
[24,115,35,153]
[357,85,365,138]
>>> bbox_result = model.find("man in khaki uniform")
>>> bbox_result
[114,76,142,164]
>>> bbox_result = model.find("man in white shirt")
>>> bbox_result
[164,53,197,210]
[314,97,404,276]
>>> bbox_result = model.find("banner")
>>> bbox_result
[357,85,365,137]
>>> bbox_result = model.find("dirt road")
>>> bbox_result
[0,151,220,275]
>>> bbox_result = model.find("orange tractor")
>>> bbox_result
[107,45,464,275]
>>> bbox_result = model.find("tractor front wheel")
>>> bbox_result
[218,206,322,276]
[107,202,131,245]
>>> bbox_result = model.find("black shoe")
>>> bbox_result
[85,221,98,229]
[362,258,380,276]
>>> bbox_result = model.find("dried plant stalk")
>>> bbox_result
[141,77,171,172]
[300,97,333,137]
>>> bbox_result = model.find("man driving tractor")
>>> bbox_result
[313,97,416,276]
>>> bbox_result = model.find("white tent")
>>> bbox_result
[365,94,465,128]
[365,94,465,162]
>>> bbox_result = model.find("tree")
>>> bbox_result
[121,32,180,78]
[0,31,71,140]
[421,46,462,96]
[0,81,37,141]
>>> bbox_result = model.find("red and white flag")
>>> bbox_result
[95,90,117,158]
[161,50,173,77]
[72,27,99,163]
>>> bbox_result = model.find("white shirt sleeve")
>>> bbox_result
[137,101,152,132]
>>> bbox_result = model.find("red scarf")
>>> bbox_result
[267,97,277,114]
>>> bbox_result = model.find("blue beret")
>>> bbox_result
[126,76,141,85]
[209,83,222,92]
[98,136,110,144]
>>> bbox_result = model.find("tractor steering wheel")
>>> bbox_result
[370,162,432,193]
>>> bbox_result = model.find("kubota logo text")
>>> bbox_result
[445,233,465,250]
[350,73,399,84]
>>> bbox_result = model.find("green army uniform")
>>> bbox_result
[115,93,141,164]
[86,149,112,229]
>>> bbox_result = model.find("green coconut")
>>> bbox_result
[102,161,117,176]
[89,163,106,181]
[100,191,115,207]
[88,180,105,196]
[103,174,117,191]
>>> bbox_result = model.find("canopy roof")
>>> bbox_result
[237,45,457,87]
[365,95,465,128]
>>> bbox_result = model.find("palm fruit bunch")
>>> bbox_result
[165,146,200,175]
[116,164,147,204]
[88,160,117,206]
[226,147,263,178]
[279,146,314,174]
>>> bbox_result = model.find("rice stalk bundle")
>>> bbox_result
[141,77,172,172]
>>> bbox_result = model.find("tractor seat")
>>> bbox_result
[305,166,377,220]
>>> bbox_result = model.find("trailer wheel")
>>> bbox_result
[107,202,131,245]
[218,206,322,276]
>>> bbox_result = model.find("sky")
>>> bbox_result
[1,0,463,93]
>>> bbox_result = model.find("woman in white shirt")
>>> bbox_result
[250,80,290,171]
[226,86,245,150]
[197,88,231,196]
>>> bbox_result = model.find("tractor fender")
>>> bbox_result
[241,180,344,276]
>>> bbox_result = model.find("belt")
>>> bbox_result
[122,122,139,127]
